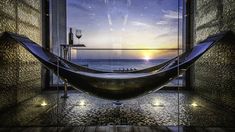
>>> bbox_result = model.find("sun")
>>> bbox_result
[143,55,151,61]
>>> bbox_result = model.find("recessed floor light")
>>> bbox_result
[191,102,198,107]
[152,100,164,107]
[40,101,47,107]
[78,100,86,106]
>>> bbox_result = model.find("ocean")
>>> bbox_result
[72,59,168,71]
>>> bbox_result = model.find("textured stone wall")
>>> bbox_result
[193,0,235,111]
[0,0,42,111]
[194,0,235,43]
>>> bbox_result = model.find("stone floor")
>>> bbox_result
[0,90,235,129]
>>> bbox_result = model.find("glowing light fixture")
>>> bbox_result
[152,100,164,107]
[78,100,86,106]
[40,101,47,107]
[191,102,198,107]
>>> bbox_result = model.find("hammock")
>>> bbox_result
[0,32,226,100]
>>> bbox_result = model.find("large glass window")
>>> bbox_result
[66,0,184,87]
[2,0,235,130]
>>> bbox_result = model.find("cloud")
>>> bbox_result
[162,9,182,19]
[131,21,151,28]
[155,33,172,38]
[156,20,168,25]
[123,14,129,25]
[155,9,183,26]
[107,14,112,25]
[104,0,108,4]
[68,2,90,12]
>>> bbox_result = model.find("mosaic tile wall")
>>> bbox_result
[193,0,235,111]
[0,0,42,111]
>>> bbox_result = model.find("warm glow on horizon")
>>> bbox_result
[138,50,177,60]
[142,51,152,60]
[143,55,151,61]
[71,49,78,59]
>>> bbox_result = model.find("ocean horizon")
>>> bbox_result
[72,58,169,71]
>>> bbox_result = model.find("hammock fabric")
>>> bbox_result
[0,32,226,100]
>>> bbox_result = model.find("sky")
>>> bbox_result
[67,0,183,59]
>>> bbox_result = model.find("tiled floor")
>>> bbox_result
[0,90,235,130]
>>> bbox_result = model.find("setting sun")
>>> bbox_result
[143,55,151,61]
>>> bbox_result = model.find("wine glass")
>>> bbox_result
[75,29,82,43]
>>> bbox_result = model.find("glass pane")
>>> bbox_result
[62,0,183,128]
[65,0,184,87]
[0,0,184,130]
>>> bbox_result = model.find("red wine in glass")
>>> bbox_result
[76,29,82,39]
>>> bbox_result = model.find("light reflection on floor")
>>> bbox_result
[0,90,235,127]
